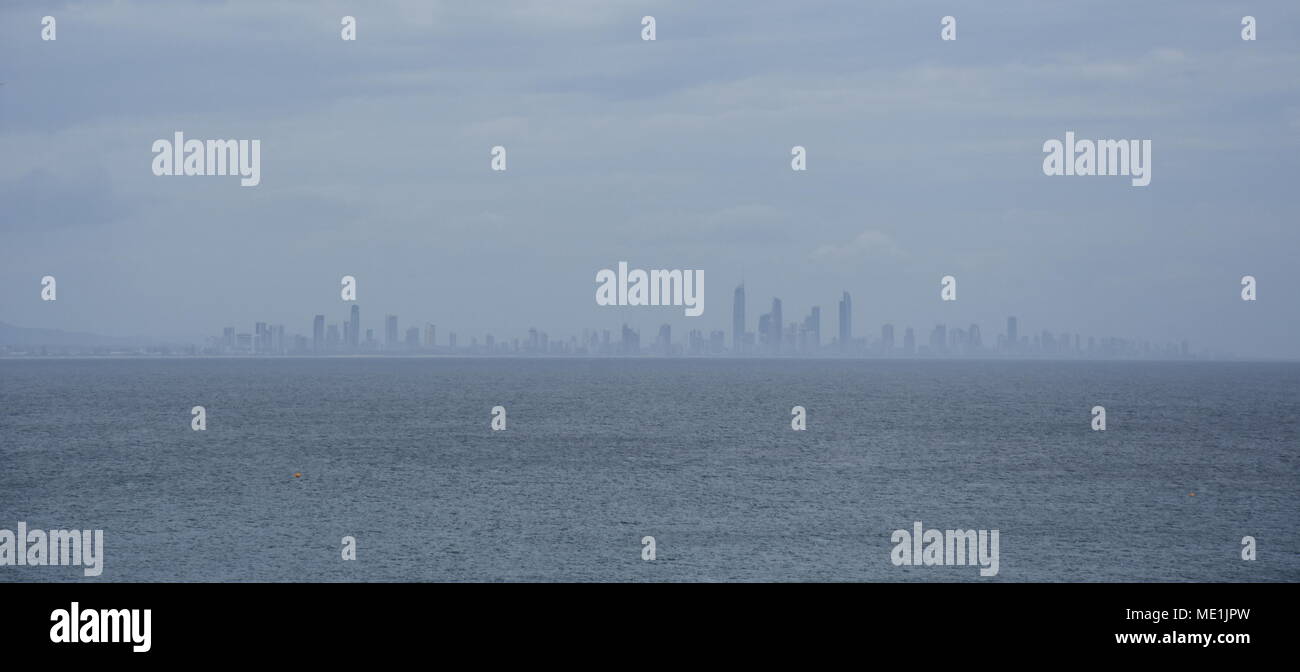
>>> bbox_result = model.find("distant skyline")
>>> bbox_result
[0,283,1232,360]
[2,1,1298,357]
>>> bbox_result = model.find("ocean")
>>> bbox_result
[1,357,1296,582]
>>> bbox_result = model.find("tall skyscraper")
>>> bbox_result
[803,306,820,352]
[385,315,399,349]
[838,291,852,353]
[882,323,895,352]
[930,324,947,352]
[312,315,325,352]
[769,298,782,354]
[1006,316,1018,353]
[732,284,745,354]
[348,305,361,348]
[903,327,916,355]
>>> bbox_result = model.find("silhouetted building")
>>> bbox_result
[349,305,360,348]
[769,298,783,354]
[732,284,746,354]
[312,315,325,352]
[802,306,820,352]
[385,315,399,349]
[838,291,852,353]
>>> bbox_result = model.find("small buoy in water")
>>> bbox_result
[1188,492,1195,496]
[293,472,302,479]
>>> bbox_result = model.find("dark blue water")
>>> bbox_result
[1,358,1296,581]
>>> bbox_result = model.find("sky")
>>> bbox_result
[2,0,1298,357]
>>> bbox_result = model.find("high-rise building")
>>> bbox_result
[732,284,746,354]
[881,324,895,353]
[803,306,820,352]
[709,330,725,354]
[838,291,852,353]
[385,315,399,349]
[1006,316,1018,353]
[903,327,916,355]
[313,315,325,352]
[620,324,639,355]
[930,324,947,353]
[349,305,360,349]
[405,327,419,349]
[769,298,782,354]
[423,324,436,348]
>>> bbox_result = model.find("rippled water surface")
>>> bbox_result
[1,358,1296,582]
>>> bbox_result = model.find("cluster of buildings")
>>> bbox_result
[200,288,1193,360]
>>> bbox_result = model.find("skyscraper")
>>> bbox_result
[882,323,895,353]
[930,324,947,353]
[348,305,360,349]
[769,297,782,354]
[803,306,820,352]
[838,291,852,353]
[732,284,745,354]
[313,315,325,352]
[385,315,399,349]
[1006,316,1018,353]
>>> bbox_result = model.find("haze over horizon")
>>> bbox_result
[2,1,1298,357]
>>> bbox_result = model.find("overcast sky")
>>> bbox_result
[2,0,1297,357]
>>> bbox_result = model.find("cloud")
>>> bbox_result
[810,229,905,265]
[0,166,129,232]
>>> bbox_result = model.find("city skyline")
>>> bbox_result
[1,284,1216,360]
